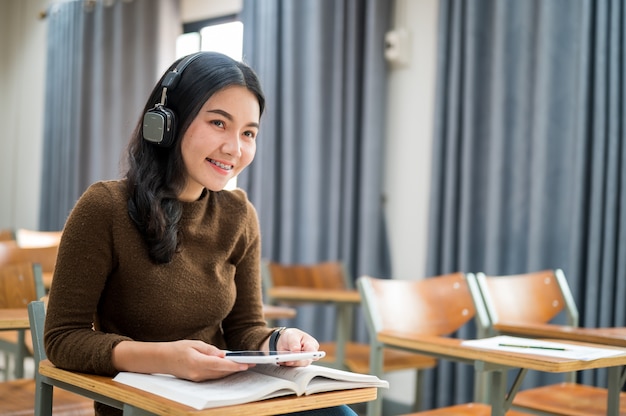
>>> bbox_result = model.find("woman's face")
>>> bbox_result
[179,85,260,201]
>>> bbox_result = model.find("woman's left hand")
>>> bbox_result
[275,328,321,367]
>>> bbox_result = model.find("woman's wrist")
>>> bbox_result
[269,327,287,351]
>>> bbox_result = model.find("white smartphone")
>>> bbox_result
[224,350,326,364]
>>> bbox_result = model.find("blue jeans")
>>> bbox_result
[280,405,358,416]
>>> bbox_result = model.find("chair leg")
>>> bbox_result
[1,351,7,381]
[14,329,26,379]
[34,375,54,416]
[474,367,491,404]
[411,369,424,412]
[366,343,384,416]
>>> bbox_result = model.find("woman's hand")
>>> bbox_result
[274,328,321,367]
[112,339,253,382]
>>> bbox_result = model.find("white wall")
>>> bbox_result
[384,0,438,283]
[381,0,439,406]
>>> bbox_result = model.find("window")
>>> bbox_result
[177,19,244,190]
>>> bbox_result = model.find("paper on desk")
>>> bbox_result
[462,335,626,361]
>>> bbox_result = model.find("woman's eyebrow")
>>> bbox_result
[207,109,260,128]
[207,109,233,120]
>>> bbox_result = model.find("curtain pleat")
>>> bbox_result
[238,0,391,342]
[40,1,83,231]
[40,0,180,230]
[239,0,391,280]
[428,0,626,408]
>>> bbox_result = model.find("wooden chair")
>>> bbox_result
[400,402,527,416]
[358,273,482,416]
[0,240,59,290]
[469,270,626,416]
[0,262,47,380]
[0,267,92,416]
[0,242,59,379]
[15,228,63,248]
[262,260,437,413]
[21,300,94,415]
[0,229,14,242]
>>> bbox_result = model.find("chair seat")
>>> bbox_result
[319,341,437,374]
[400,402,527,415]
[0,378,94,415]
[513,382,626,416]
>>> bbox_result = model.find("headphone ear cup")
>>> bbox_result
[142,106,177,147]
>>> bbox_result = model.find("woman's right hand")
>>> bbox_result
[112,339,253,381]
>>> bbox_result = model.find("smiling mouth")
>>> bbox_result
[207,158,233,171]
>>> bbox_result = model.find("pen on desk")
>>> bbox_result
[498,343,567,351]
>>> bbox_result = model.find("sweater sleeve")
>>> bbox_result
[220,190,274,350]
[44,182,132,376]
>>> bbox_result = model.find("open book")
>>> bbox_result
[113,364,389,410]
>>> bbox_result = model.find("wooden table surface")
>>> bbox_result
[267,287,361,303]
[39,360,377,416]
[377,330,626,416]
[0,308,30,330]
[261,304,297,320]
[378,331,626,372]
[494,322,626,347]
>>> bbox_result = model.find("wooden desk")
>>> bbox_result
[0,308,30,330]
[262,304,297,320]
[38,360,377,416]
[268,287,360,369]
[377,330,626,416]
[0,308,31,379]
[494,323,626,347]
[267,287,361,304]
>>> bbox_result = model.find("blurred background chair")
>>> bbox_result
[469,269,626,416]
[0,262,46,380]
[0,241,59,292]
[15,299,94,415]
[358,273,480,416]
[0,241,60,380]
[0,229,14,242]
[262,260,437,413]
[398,403,527,416]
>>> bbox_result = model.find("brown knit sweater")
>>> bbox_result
[44,180,273,415]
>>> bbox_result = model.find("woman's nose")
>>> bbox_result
[222,133,242,156]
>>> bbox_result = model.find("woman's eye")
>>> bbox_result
[211,120,225,128]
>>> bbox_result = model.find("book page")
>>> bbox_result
[114,370,297,410]
[251,364,389,394]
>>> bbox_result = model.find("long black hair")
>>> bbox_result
[125,52,265,264]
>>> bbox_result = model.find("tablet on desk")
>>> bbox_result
[224,350,326,364]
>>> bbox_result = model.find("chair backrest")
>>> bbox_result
[261,260,353,292]
[15,228,62,248]
[28,300,47,365]
[357,273,476,337]
[0,228,15,241]
[0,262,45,308]
[471,269,579,337]
[0,240,59,275]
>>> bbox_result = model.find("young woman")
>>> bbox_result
[44,52,357,416]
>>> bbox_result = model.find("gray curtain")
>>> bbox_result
[40,0,180,230]
[238,0,391,341]
[427,0,626,409]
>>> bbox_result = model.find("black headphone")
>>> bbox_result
[142,52,206,147]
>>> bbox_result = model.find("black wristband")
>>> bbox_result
[269,327,287,354]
